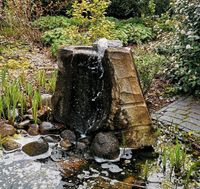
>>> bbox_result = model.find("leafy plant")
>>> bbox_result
[33,16,80,31]
[134,47,166,93]
[169,0,200,97]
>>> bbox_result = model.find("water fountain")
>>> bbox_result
[52,39,155,159]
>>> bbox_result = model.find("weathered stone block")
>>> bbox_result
[52,41,155,149]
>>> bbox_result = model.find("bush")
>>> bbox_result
[169,0,200,96]
[33,16,80,31]
[134,47,166,93]
[114,21,153,44]
[107,0,171,19]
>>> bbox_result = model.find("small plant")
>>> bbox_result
[32,91,41,124]
[25,83,33,107]
[0,96,3,119]
[19,92,26,116]
[143,160,149,181]
[162,148,167,172]
[37,69,46,89]
[47,71,57,93]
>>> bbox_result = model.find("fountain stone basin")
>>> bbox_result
[52,39,156,158]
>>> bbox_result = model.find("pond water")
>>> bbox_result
[0,131,199,189]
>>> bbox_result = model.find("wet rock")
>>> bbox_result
[27,124,39,136]
[58,157,87,177]
[41,94,52,108]
[42,135,61,143]
[16,129,28,135]
[51,147,68,162]
[22,139,49,156]
[60,139,71,150]
[3,140,21,151]
[60,130,76,142]
[91,132,120,159]
[38,109,51,121]
[39,122,64,135]
[0,123,16,137]
[22,114,34,120]
[17,120,30,129]
[76,142,87,151]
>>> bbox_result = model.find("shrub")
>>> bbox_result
[33,16,80,31]
[169,0,200,96]
[134,47,166,93]
[114,22,153,44]
[107,0,171,19]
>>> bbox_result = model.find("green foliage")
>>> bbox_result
[134,47,166,93]
[39,0,117,55]
[33,16,80,31]
[107,0,171,19]
[114,19,153,44]
[169,0,200,96]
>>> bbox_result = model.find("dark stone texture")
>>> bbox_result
[52,46,111,134]
[60,130,76,142]
[90,132,120,159]
[22,139,49,156]
[39,122,64,135]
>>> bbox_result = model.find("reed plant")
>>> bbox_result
[143,160,149,181]
[32,91,41,124]
[0,96,3,119]
[47,71,57,93]
[162,148,167,173]
[37,69,46,89]
[25,83,33,107]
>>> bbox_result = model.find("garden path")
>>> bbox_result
[152,96,200,135]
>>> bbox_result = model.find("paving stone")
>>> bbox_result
[185,118,200,126]
[152,96,200,134]
[175,109,189,116]
[164,111,187,120]
[181,122,200,132]
[159,115,183,125]
[189,113,200,120]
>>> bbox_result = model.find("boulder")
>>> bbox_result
[39,122,64,135]
[0,123,16,137]
[52,40,155,149]
[27,124,39,136]
[60,130,76,142]
[91,132,120,159]
[22,139,49,156]
[3,140,21,151]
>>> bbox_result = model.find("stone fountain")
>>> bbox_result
[52,39,155,159]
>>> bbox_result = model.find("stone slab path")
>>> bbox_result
[152,97,200,135]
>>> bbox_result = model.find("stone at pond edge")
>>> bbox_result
[91,132,120,160]
[39,122,64,135]
[60,139,71,150]
[3,140,21,151]
[57,157,87,177]
[27,124,39,136]
[60,130,76,142]
[17,120,31,129]
[42,135,61,143]
[0,123,16,137]
[22,139,49,156]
